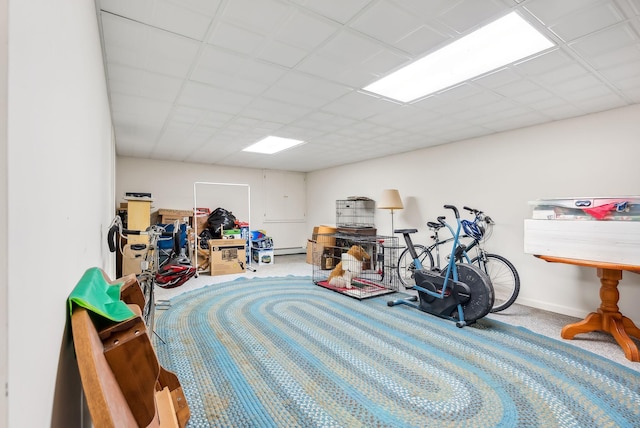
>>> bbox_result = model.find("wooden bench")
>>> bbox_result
[71,270,190,427]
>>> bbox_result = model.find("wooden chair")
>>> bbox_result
[71,270,190,427]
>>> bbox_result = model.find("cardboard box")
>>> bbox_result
[252,248,274,265]
[151,209,193,226]
[306,239,325,265]
[210,239,246,276]
[122,244,146,276]
[222,229,242,239]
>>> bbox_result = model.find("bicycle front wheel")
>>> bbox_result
[470,253,520,313]
[397,245,434,287]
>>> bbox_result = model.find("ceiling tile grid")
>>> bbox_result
[96,0,640,172]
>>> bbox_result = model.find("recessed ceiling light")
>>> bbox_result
[242,136,305,154]
[364,12,554,102]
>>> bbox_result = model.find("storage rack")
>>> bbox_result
[336,198,375,229]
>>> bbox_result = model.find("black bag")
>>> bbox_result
[207,207,237,238]
[199,229,215,249]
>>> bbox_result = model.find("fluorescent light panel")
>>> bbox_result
[243,136,305,154]
[364,12,554,102]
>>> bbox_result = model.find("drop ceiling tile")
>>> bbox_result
[199,111,235,128]
[367,104,440,128]
[394,25,451,56]
[296,56,375,87]
[289,0,372,24]
[276,9,339,50]
[473,67,522,89]
[614,72,640,91]
[586,44,640,69]
[570,92,627,111]
[270,72,351,101]
[100,0,154,19]
[321,91,399,120]
[534,63,590,85]
[242,98,313,123]
[350,1,424,45]
[510,88,555,104]
[447,90,505,110]
[598,59,640,83]
[192,46,287,88]
[317,29,392,65]
[438,0,508,33]
[222,0,291,34]
[257,40,309,68]
[107,64,183,102]
[548,2,624,42]
[569,23,639,57]
[533,103,584,120]
[150,0,217,40]
[110,93,173,122]
[480,111,548,132]
[359,50,411,79]
[178,81,253,113]
[208,22,266,55]
[170,106,207,125]
[103,14,201,77]
[494,79,542,97]
[100,13,150,62]
[514,49,573,76]
[436,83,483,101]
[523,0,602,25]
[261,85,332,110]
[155,122,202,149]
[141,32,202,77]
[467,97,519,115]
[192,70,271,96]
[554,76,611,97]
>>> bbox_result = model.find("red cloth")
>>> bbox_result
[582,203,618,220]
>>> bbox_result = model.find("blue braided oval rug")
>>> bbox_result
[154,276,640,428]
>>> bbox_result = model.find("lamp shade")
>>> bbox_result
[378,189,403,210]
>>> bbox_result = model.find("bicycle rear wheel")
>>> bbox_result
[397,245,434,287]
[470,253,520,313]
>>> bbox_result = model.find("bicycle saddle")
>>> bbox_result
[427,221,443,229]
[394,228,417,234]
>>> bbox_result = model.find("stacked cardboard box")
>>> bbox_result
[210,239,246,276]
[306,225,337,269]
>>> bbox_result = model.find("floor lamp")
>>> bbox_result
[378,189,403,236]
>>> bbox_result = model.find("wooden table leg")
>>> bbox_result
[561,268,640,362]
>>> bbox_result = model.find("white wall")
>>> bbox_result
[7,1,115,427]
[0,0,7,425]
[116,158,308,250]
[307,104,640,321]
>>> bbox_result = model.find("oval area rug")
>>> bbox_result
[154,276,640,427]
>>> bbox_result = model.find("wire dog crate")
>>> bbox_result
[336,198,375,228]
[312,233,399,299]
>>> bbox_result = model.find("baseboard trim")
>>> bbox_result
[274,247,306,256]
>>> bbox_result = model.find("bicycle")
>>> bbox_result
[107,216,179,329]
[387,205,494,327]
[396,206,520,313]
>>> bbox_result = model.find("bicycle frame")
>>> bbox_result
[405,209,463,300]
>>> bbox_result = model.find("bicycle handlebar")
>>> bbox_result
[107,219,176,253]
[463,206,495,224]
[463,206,482,215]
[443,204,460,218]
